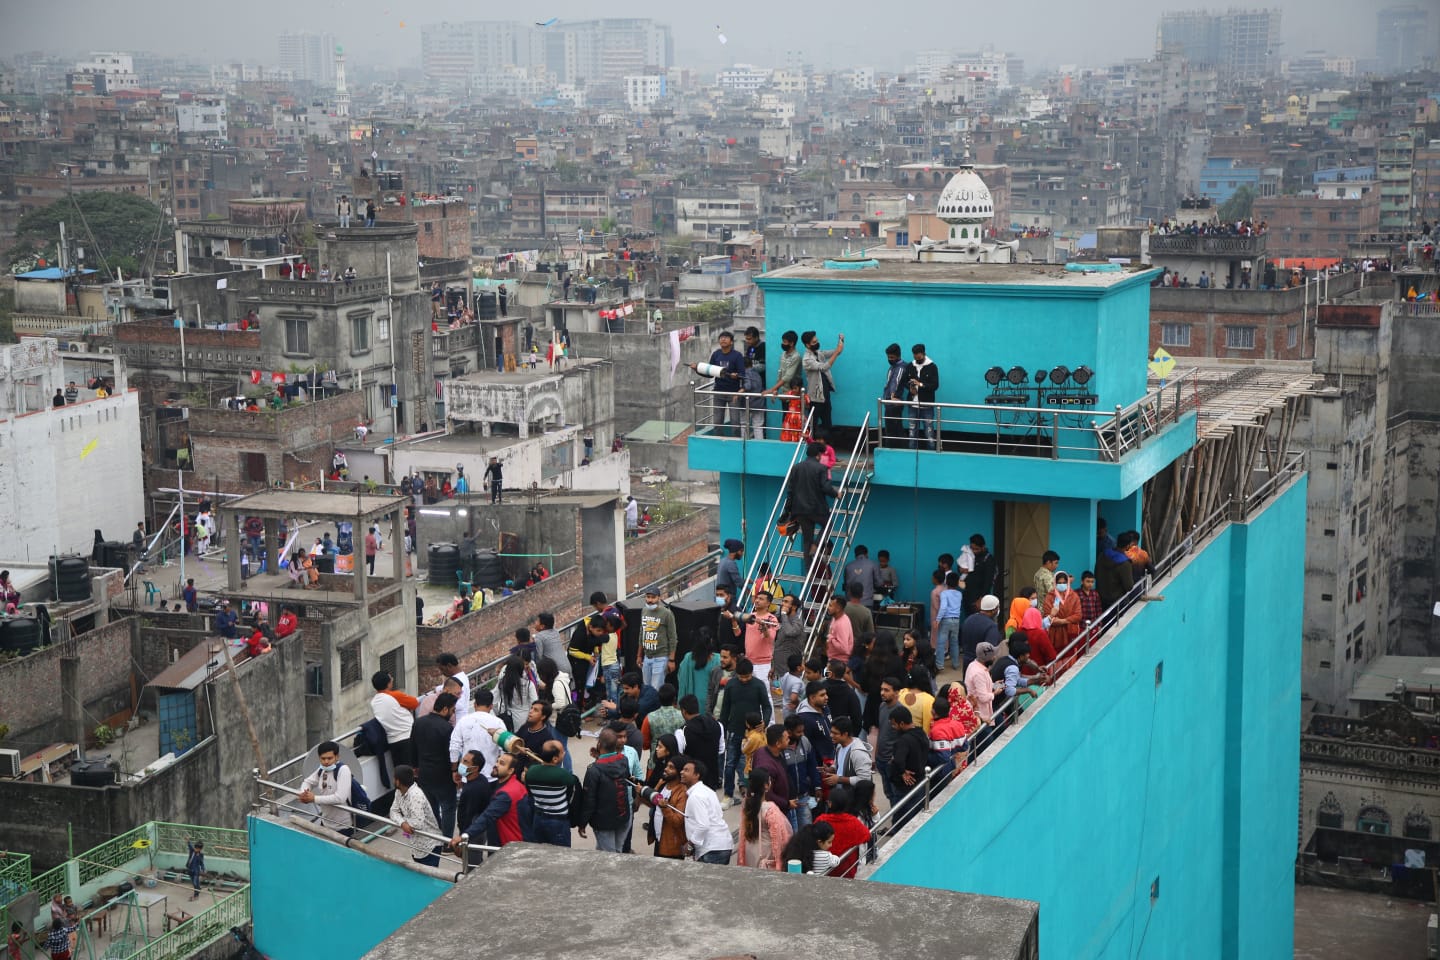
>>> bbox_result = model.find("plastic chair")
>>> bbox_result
[143,580,160,605]
[456,571,473,596]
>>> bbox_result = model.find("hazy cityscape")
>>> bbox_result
[0,3,1438,959]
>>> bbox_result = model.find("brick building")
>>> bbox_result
[1254,192,1380,260]
[406,196,472,260]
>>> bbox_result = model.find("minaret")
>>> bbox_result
[334,44,350,118]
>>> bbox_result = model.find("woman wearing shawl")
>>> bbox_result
[1005,588,1038,636]
[1043,571,1082,658]
[1019,605,1058,674]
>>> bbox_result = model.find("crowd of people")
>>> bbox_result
[297,511,1150,877]
[1152,217,1267,237]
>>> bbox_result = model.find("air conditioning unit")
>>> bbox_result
[1415,695,1435,714]
[0,748,21,779]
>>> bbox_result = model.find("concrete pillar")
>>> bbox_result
[263,517,281,574]
[581,500,626,603]
[391,510,405,582]
[61,656,84,750]
[226,513,242,591]
[355,513,368,602]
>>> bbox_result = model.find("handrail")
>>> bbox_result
[738,406,816,615]
[693,382,806,442]
[253,775,499,871]
[264,549,724,783]
[799,413,872,661]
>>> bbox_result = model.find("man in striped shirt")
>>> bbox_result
[521,741,579,846]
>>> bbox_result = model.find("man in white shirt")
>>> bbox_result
[434,653,471,720]
[298,740,355,835]
[390,764,442,866]
[370,671,418,769]
[679,758,732,864]
[450,688,505,781]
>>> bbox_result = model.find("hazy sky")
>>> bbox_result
[0,0,1380,74]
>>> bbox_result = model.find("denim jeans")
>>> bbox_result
[592,827,626,852]
[641,656,668,690]
[411,852,440,867]
[910,406,937,450]
[698,848,732,865]
[533,814,572,847]
[602,663,622,703]
[723,731,743,798]
[936,619,961,669]
[428,789,457,839]
[877,758,901,806]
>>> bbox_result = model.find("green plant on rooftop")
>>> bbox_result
[7,192,165,278]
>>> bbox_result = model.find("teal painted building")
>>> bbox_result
[688,254,1303,957]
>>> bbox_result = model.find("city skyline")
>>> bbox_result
[0,0,1382,75]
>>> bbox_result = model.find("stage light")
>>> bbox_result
[1049,365,1070,386]
[984,366,1005,386]
[1072,365,1094,385]
[1006,366,1028,385]
[1034,369,1048,384]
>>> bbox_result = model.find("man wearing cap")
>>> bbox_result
[959,594,1003,674]
[967,642,998,724]
[716,539,745,599]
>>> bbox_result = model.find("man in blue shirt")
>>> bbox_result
[881,343,909,446]
[214,600,238,639]
[935,572,964,670]
[690,330,746,437]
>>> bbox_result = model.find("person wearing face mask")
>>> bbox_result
[452,749,494,857]
[1044,572,1082,656]
[298,741,354,835]
[638,588,677,691]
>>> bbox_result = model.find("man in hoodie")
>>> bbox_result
[578,728,633,852]
[905,343,940,450]
[796,681,835,766]
[782,714,820,829]
[719,658,771,803]
[881,342,910,446]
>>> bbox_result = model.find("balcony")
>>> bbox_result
[1149,233,1267,257]
[253,277,389,304]
[688,375,1199,500]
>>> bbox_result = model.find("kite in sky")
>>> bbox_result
[536,17,559,27]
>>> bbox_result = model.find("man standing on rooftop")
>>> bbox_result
[801,330,844,434]
[905,343,940,450]
[690,330,746,437]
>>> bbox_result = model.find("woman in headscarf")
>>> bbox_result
[676,627,722,714]
[1018,605,1058,674]
[1005,587,1037,636]
[1043,571,1082,662]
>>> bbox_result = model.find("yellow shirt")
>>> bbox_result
[599,632,619,667]
[898,688,935,735]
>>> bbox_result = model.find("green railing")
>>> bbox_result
[0,853,34,946]
[151,823,248,863]
[26,862,67,912]
[121,886,251,960]
[77,824,152,886]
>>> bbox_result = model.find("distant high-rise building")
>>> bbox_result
[277,33,336,84]
[419,18,670,90]
[1376,4,1438,73]
[1158,8,1281,79]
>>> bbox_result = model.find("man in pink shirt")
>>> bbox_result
[966,641,996,723]
[364,527,379,575]
[929,568,945,641]
[825,595,853,661]
[742,590,780,688]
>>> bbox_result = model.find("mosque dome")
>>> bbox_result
[936,164,994,226]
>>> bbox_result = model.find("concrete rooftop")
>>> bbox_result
[364,844,1038,960]
[220,488,408,522]
[763,259,1152,288]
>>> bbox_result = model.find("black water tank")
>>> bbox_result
[477,292,498,320]
[100,541,128,569]
[472,549,504,590]
[0,619,41,654]
[49,555,92,602]
[427,543,459,586]
[71,759,116,788]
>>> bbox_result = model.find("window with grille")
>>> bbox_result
[1161,323,1191,347]
[379,646,404,689]
[1225,326,1256,350]
[338,641,362,688]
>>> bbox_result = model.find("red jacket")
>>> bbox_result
[495,775,528,845]
[814,813,871,877]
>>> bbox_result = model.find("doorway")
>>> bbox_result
[998,500,1050,605]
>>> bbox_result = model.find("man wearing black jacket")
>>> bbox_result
[788,442,839,564]
[413,692,460,835]
[678,694,722,790]
[453,749,495,859]
[887,704,931,829]
[823,660,863,734]
[904,343,940,450]
[719,658,771,802]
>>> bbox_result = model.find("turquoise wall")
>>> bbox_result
[249,817,452,960]
[870,478,1305,959]
[754,272,1157,427]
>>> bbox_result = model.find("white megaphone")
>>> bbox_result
[695,362,725,378]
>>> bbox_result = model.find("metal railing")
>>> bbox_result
[799,413,874,660]
[694,383,809,441]
[253,775,499,878]
[121,886,251,960]
[874,371,1195,463]
[736,407,816,615]
[263,548,724,786]
[856,459,1307,872]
